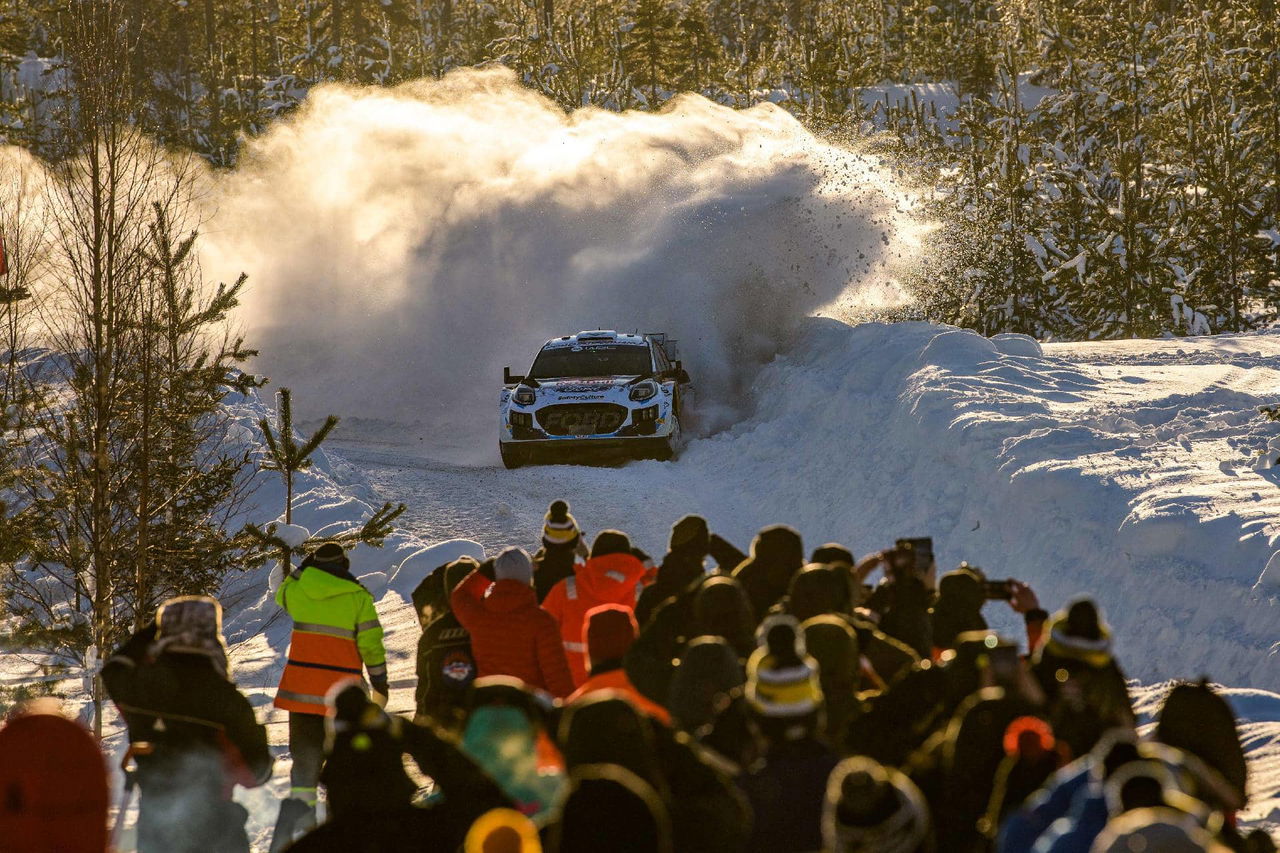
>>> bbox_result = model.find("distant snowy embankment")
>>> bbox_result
[677,320,1280,688]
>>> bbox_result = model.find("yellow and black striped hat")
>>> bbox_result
[746,614,823,718]
[542,500,581,547]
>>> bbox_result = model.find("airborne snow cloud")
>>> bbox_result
[204,67,915,461]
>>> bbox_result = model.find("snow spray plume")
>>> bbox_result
[206,67,913,462]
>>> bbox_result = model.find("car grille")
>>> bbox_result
[537,404,628,436]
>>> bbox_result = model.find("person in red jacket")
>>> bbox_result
[451,548,576,699]
[543,530,651,685]
[567,604,671,725]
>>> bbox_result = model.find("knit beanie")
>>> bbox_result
[585,604,638,670]
[543,500,581,548]
[1039,597,1113,667]
[464,808,543,853]
[494,547,534,586]
[590,530,632,559]
[746,614,823,720]
[824,757,931,853]
[812,543,855,567]
[669,515,710,552]
[150,595,230,678]
[312,542,350,571]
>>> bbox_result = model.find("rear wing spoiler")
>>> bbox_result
[643,332,680,361]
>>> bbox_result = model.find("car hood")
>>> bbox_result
[532,376,645,402]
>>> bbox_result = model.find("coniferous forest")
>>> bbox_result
[2,0,1279,338]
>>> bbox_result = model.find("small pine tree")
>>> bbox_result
[258,387,339,526]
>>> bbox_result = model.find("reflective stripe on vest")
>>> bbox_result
[293,621,356,640]
[566,578,577,600]
[563,641,587,653]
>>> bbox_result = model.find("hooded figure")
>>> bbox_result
[566,604,671,723]
[548,765,674,853]
[739,616,838,853]
[288,684,514,853]
[802,615,861,745]
[929,566,987,654]
[635,515,712,627]
[559,694,751,853]
[102,596,271,853]
[461,682,566,822]
[787,563,859,622]
[452,549,576,698]
[824,756,934,853]
[559,694,665,794]
[732,525,805,621]
[272,543,388,849]
[980,716,1062,837]
[1031,598,1134,758]
[533,500,585,603]
[666,635,755,768]
[1155,680,1248,813]
[415,557,480,729]
[543,530,651,684]
[692,575,757,658]
[0,700,109,853]
[1092,807,1232,853]
[667,635,747,735]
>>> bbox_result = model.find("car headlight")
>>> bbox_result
[629,380,658,402]
[513,386,536,406]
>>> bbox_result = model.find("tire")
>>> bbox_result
[499,443,526,469]
[654,414,682,461]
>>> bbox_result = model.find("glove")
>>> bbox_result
[370,688,389,708]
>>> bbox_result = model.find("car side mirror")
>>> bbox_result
[504,367,525,385]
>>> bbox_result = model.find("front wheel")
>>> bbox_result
[499,443,526,469]
[654,415,683,461]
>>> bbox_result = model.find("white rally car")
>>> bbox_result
[499,331,691,468]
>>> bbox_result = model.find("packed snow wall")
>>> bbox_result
[205,67,917,461]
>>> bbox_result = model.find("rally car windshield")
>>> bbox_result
[529,345,652,379]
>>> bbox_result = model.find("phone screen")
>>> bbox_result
[897,537,933,573]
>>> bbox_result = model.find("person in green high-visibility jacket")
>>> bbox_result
[269,543,388,852]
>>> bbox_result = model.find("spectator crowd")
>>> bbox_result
[1,498,1273,853]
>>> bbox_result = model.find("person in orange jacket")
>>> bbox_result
[451,548,576,699]
[543,530,652,685]
[567,604,671,725]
